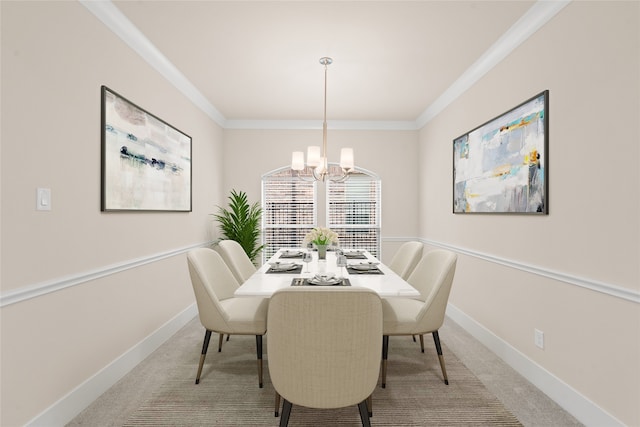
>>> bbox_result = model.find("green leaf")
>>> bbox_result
[212,190,265,263]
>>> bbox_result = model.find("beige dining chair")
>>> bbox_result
[381,249,457,388]
[387,241,424,280]
[267,287,382,426]
[186,247,268,387]
[215,239,257,284]
[214,239,258,347]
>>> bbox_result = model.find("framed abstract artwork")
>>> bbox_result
[453,90,549,214]
[101,86,192,212]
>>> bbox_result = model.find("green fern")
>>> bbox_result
[212,190,265,263]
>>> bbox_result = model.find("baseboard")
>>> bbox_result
[446,303,624,427]
[26,304,198,427]
[22,300,624,426]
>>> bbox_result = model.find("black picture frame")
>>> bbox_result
[101,86,192,212]
[453,90,549,214]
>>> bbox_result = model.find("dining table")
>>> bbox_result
[234,248,420,298]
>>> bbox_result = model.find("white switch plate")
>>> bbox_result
[534,328,544,349]
[37,188,51,211]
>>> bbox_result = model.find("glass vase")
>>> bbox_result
[316,244,327,260]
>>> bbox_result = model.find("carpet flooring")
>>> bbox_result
[122,332,522,426]
[68,317,582,427]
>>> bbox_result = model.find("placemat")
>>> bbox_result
[344,252,367,259]
[278,254,303,259]
[266,264,303,274]
[291,278,351,286]
[346,266,384,275]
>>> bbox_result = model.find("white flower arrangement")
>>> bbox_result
[303,227,339,246]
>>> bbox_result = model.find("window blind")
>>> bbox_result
[262,167,381,262]
[327,173,381,257]
[262,169,316,262]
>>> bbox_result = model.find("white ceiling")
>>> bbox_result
[92,1,568,128]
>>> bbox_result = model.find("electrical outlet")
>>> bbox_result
[534,329,544,349]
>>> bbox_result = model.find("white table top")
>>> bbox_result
[234,248,420,298]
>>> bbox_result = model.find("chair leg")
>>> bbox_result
[218,333,224,352]
[256,335,264,388]
[381,335,389,388]
[279,399,292,427]
[366,394,372,417]
[226,334,230,341]
[275,392,281,417]
[412,335,416,342]
[432,330,449,385]
[358,401,372,427]
[419,334,425,353]
[195,330,212,384]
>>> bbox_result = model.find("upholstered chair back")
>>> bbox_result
[388,241,424,279]
[267,287,382,410]
[187,248,241,332]
[216,240,257,284]
[406,249,457,333]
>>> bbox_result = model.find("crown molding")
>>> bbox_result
[79,0,226,127]
[81,0,570,131]
[224,120,418,131]
[416,0,571,128]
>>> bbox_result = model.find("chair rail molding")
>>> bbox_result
[4,237,636,307]
[422,238,639,304]
[0,242,213,308]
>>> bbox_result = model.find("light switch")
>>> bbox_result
[37,188,51,211]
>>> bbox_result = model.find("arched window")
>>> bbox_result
[261,165,381,263]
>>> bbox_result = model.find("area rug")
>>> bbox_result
[124,333,522,426]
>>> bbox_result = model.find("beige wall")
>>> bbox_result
[1,2,223,425]
[419,2,639,425]
[1,1,639,426]
[222,128,419,263]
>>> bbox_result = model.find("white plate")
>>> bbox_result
[344,251,367,258]
[351,263,379,271]
[280,250,303,257]
[269,262,298,271]
[308,276,342,285]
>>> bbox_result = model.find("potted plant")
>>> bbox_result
[212,190,265,263]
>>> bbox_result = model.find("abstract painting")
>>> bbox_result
[453,90,548,214]
[101,86,192,212]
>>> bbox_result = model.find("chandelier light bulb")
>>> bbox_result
[307,146,321,167]
[291,151,305,171]
[340,148,354,170]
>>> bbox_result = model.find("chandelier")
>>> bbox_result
[291,57,354,182]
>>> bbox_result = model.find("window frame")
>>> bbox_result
[326,166,381,257]
[261,164,381,263]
